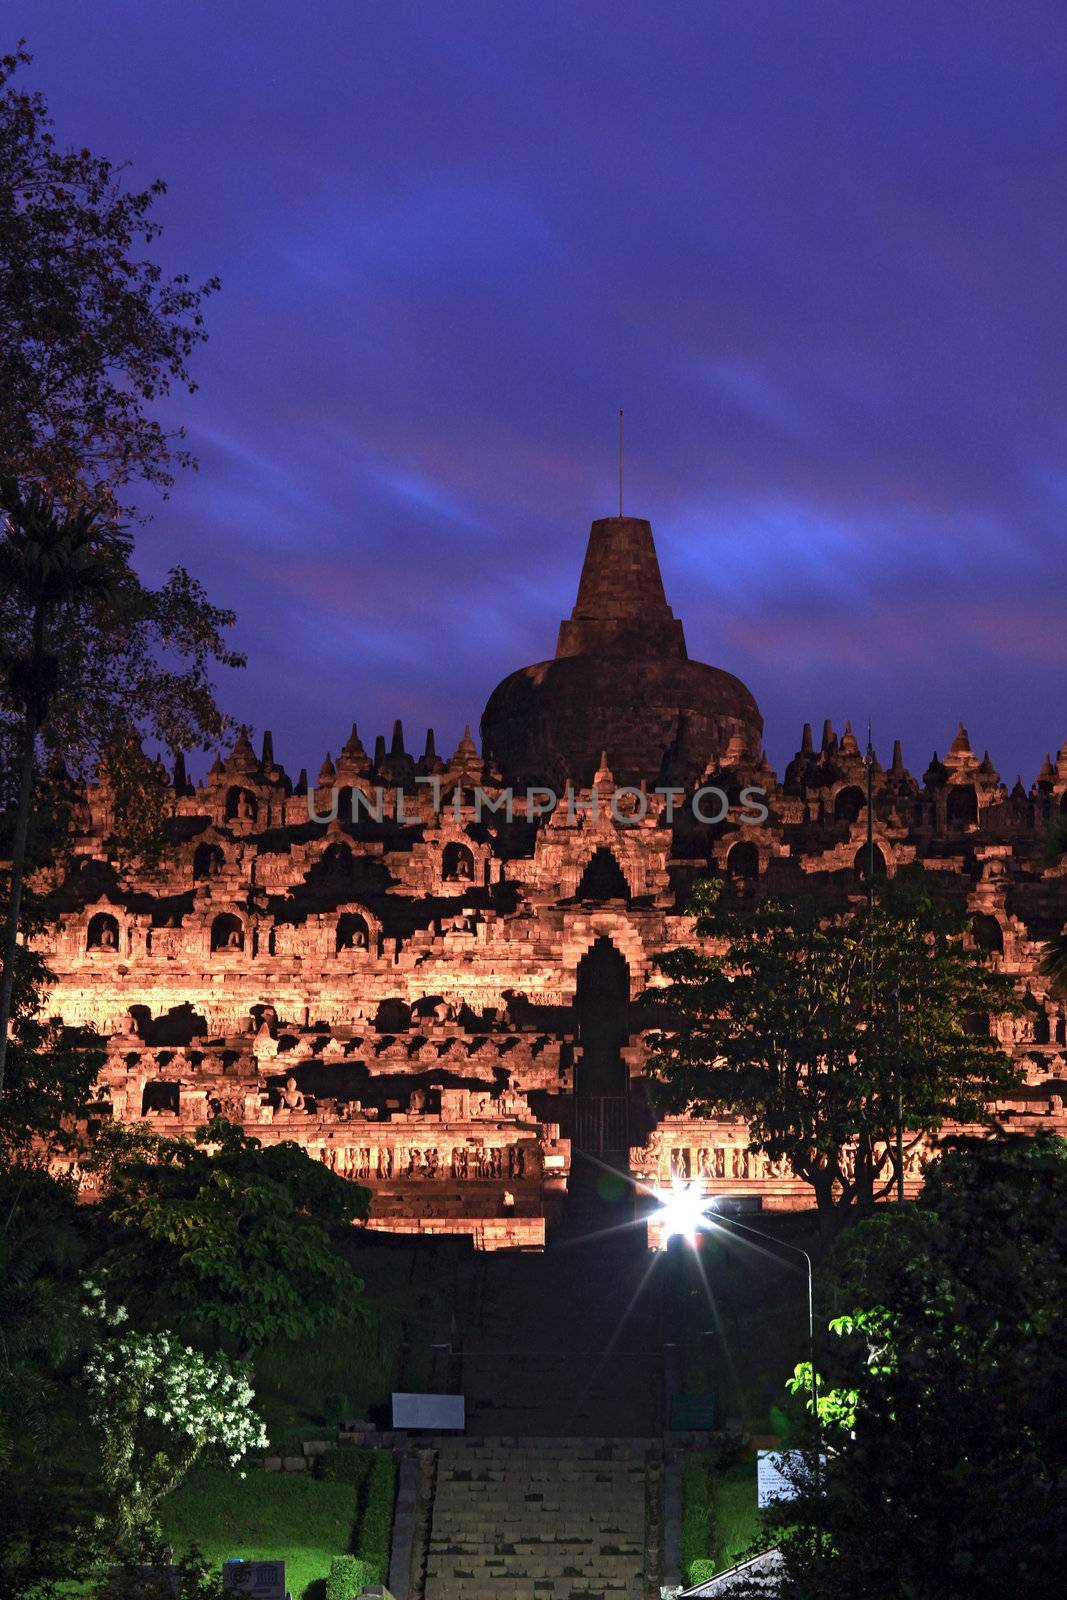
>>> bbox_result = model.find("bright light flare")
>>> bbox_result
[654,1182,716,1247]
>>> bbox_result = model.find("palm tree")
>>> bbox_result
[0,478,132,1094]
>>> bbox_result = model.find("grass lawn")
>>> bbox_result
[712,1457,763,1569]
[160,1467,358,1599]
[681,1451,767,1582]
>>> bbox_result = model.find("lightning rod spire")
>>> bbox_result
[618,408,624,517]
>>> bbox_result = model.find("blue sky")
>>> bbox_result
[11,1,1067,783]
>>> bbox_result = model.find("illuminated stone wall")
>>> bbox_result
[28,712,1067,1249]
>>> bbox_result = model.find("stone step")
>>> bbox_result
[424,1437,650,1600]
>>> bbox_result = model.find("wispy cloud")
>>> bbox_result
[15,0,1067,780]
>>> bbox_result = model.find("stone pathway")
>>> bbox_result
[423,1435,653,1599]
[407,1157,665,1597]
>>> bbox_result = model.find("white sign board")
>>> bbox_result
[391,1391,465,1430]
[757,1450,824,1507]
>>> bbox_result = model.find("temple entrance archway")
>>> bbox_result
[854,843,887,879]
[573,937,630,1148]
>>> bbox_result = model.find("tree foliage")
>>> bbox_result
[0,479,242,1091]
[0,42,219,516]
[0,937,102,1155]
[0,1162,101,1597]
[0,478,243,788]
[645,875,1020,1230]
[764,1135,1067,1597]
[83,1285,268,1552]
[93,1119,370,1352]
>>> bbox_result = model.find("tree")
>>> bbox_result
[767,1136,1067,1597]
[0,1163,101,1598]
[0,938,102,1156]
[83,1286,268,1553]
[645,875,1020,1233]
[0,483,129,1093]
[93,1119,370,1354]
[0,476,243,1094]
[0,43,219,517]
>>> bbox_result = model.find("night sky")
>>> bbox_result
[13,2,1067,785]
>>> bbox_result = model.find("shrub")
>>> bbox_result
[687,1559,716,1585]
[356,1452,397,1580]
[318,1448,395,1581]
[325,1554,377,1600]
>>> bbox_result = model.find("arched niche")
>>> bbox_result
[210,912,245,952]
[971,913,1004,955]
[834,785,866,824]
[726,840,759,880]
[336,911,370,953]
[442,842,476,883]
[193,842,224,880]
[87,912,120,952]
[946,785,978,829]
[225,786,258,825]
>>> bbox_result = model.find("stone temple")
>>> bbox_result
[35,514,1067,1247]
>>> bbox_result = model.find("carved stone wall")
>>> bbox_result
[25,515,1067,1249]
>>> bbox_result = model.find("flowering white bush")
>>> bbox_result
[82,1282,268,1549]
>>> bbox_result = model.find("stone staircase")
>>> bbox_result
[462,1348,659,1436]
[423,1435,653,1599]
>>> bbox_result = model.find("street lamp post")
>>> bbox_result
[652,1186,822,1484]
[704,1207,818,1431]
[892,983,905,1207]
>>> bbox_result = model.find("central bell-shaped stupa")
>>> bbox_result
[481,515,762,789]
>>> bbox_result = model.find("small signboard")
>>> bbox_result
[391,1391,466,1430]
[669,1394,716,1430]
[222,1559,286,1597]
[756,1450,825,1507]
